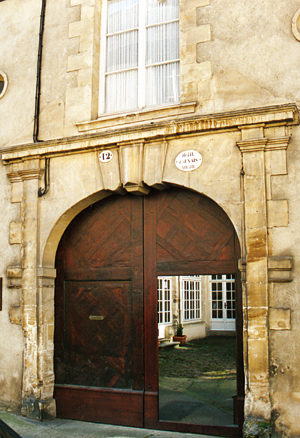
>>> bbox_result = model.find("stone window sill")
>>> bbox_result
[76,102,197,134]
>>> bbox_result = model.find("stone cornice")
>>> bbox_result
[237,136,291,153]
[237,138,268,153]
[1,103,298,163]
[77,102,198,133]
[7,172,22,183]
[265,136,291,151]
[8,169,43,181]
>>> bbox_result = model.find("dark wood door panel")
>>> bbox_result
[56,280,134,389]
[55,194,144,426]
[62,195,133,271]
[156,189,236,268]
[55,385,143,427]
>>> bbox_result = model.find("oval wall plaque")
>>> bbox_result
[175,150,202,172]
[99,150,113,163]
[292,9,300,41]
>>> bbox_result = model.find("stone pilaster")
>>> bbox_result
[18,161,43,418]
[237,132,271,421]
[5,160,56,419]
[37,267,56,419]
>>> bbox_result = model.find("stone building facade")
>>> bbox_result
[0,0,300,436]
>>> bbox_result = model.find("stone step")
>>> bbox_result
[158,341,180,349]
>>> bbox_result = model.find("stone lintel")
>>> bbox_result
[1,103,298,163]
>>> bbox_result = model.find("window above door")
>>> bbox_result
[99,0,180,115]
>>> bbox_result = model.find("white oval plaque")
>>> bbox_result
[175,150,202,172]
[99,150,113,163]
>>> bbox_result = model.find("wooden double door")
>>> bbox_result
[54,188,243,437]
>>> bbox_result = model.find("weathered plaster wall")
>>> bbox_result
[38,0,83,140]
[187,0,300,112]
[0,0,40,147]
[0,161,23,406]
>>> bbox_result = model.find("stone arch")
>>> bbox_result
[42,185,242,270]
[42,190,114,268]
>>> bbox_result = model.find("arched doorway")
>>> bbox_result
[54,188,243,437]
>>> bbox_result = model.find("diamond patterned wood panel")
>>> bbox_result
[156,189,235,267]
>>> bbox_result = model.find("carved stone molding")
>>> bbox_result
[237,136,291,154]
[265,136,290,151]
[1,104,298,162]
[237,138,268,153]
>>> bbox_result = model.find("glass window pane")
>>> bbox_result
[107,0,139,33]
[146,62,179,106]
[146,22,179,64]
[106,70,138,112]
[146,0,179,25]
[106,31,138,72]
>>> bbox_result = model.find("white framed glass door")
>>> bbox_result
[210,274,236,331]
[157,276,172,339]
[181,276,201,322]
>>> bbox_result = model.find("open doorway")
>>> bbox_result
[157,274,237,427]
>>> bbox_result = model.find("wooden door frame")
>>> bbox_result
[144,190,244,437]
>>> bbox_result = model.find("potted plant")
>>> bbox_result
[173,323,187,346]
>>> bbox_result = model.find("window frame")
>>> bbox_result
[99,0,180,115]
[157,276,172,326]
[180,275,201,322]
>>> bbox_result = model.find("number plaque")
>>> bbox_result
[99,150,113,163]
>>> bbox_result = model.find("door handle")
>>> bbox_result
[89,315,105,321]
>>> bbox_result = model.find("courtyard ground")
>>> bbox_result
[159,336,237,425]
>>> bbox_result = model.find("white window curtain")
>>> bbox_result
[103,0,180,113]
